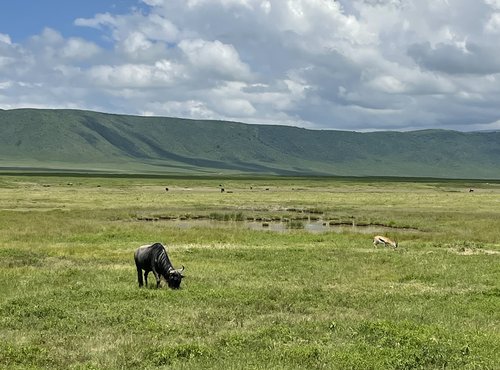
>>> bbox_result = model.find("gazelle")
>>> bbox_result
[373,235,398,249]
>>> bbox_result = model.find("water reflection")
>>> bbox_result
[143,218,410,234]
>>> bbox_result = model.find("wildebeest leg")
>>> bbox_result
[144,271,149,287]
[136,266,144,287]
[152,268,161,288]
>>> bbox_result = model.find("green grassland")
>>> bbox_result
[0,175,499,369]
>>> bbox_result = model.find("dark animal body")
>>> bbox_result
[134,243,184,289]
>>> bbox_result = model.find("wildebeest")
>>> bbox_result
[134,243,185,289]
[373,235,398,249]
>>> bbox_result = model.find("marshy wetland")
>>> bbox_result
[0,174,499,369]
[135,214,421,234]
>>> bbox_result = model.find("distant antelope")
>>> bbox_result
[373,235,398,249]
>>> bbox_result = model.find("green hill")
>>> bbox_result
[1,108,500,178]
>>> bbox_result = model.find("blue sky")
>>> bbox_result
[0,0,144,44]
[1,0,500,131]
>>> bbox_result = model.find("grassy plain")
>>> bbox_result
[0,174,499,369]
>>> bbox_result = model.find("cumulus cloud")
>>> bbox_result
[178,39,252,81]
[1,0,500,131]
[408,41,500,75]
[61,38,101,60]
[87,59,186,88]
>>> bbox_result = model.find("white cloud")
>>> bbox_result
[144,100,216,119]
[485,0,500,10]
[2,0,500,131]
[178,39,252,80]
[217,98,256,116]
[74,13,117,29]
[61,38,101,59]
[0,81,13,89]
[87,60,186,88]
[122,31,153,54]
[485,12,500,33]
[0,33,11,44]
[139,14,179,42]
[368,76,406,94]
[141,0,164,6]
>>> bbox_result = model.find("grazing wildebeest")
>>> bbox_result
[373,235,398,249]
[134,243,185,289]
[469,188,474,192]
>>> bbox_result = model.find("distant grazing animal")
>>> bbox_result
[134,243,185,289]
[469,188,474,192]
[373,235,398,249]
[165,187,169,192]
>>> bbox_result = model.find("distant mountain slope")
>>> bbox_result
[1,108,500,178]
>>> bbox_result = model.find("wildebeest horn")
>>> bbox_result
[178,265,185,274]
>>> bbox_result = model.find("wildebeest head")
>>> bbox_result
[167,266,185,289]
